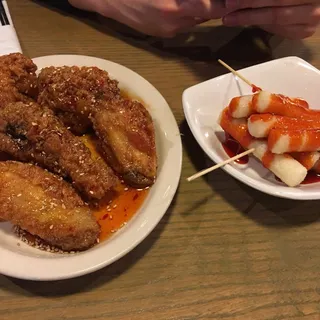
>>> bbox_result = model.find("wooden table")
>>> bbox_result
[1,1,320,319]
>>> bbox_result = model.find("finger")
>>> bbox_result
[68,0,98,11]
[155,17,200,38]
[178,0,227,19]
[260,24,317,39]
[223,5,320,26]
[194,17,210,24]
[226,0,315,10]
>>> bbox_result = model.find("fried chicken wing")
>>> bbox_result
[38,66,120,134]
[93,98,157,188]
[0,53,38,98]
[0,102,117,201]
[0,161,100,251]
[37,66,157,187]
[56,110,92,135]
[0,73,31,109]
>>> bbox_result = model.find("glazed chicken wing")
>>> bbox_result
[0,161,100,251]
[0,73,32,109]
[38,66,120,135]
[56,110,92,136]
[0,102,117,201]
[37,66,157,187]
[93,98,157,187]
[0,53,38,98]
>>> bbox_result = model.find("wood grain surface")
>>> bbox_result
[1,1,320,319]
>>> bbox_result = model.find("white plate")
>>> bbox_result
[183,56,320,200]
[0,55,182,281]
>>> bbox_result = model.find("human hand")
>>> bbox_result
[68,0,229,38]
[222,0,320,39]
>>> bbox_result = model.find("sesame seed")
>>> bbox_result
[89,191,94,195]
[49,225,53,229]
[17,193,21,197]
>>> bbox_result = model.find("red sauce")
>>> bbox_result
[220,108,253,148]
[81,135,149,242]
[229,96,254,117]
[251,84,262,93]
[222,133,248,164]
[301,171,320,185]
[249,114,273,123]
[261,152,274,169]
[94,184,149,241]
[291,152,315,170]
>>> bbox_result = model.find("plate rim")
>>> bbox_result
[182,56,320,200]
[0,54,182,281]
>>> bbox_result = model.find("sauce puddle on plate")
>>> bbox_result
[94,184,149,241]
[222,132,249,164]
[301,171,320,185]
[81,135,149,242]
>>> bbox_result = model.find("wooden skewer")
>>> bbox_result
[218,59,253,88]
[188,60,259,182]
[187,148,255,182]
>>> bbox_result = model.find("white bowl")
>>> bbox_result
[183,56,320,200]
[0,55,182,281]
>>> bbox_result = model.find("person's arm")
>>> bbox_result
[223,0,320,39]
[68,0,228,38]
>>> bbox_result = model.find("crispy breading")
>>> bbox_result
[0,161,100,251]
[0,73,31,108]
[37,66,120,134]
[37,66,157,187]
[92,98,157,187]
[55,110,92,136]
[0,102,117,201]
[0,53,38,98]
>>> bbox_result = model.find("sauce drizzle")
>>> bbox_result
[251,84,262,93]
